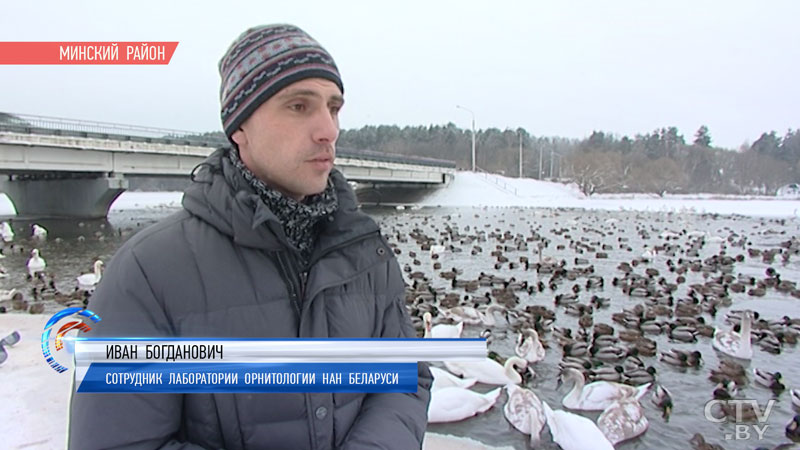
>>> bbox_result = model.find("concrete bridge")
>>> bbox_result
[0,113,455,218]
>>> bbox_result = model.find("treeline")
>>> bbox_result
[337,124,800,196]
[185,123,799,196]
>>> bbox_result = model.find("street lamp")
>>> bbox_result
[456,105,476,172]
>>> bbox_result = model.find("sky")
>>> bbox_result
[0,0,798,150]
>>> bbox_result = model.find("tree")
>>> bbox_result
[566,150,623,196]
[693,125,712,147]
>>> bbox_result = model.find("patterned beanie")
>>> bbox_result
[219,24,344,139]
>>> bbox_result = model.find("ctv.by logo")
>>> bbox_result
[704,398,776,441]
[41,307,101,373]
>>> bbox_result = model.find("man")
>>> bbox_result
[69,24,432,449]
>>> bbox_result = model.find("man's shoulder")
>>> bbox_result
[117,208,204,263]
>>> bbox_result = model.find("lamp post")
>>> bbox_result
[456,105,476,172]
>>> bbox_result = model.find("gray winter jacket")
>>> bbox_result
[68,148,432,450]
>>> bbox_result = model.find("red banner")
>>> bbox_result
[0,42,179,65]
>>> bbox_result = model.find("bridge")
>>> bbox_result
[0,113,455,218]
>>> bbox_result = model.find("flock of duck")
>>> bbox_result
[0,221,104,315]
[376,207,800,449]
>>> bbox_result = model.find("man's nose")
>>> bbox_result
[312,109,339,144]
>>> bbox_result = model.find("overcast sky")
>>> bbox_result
[1,0,797,149]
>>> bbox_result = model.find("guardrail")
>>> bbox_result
[475,167,518,196]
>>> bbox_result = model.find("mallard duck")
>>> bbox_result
[597,398,649,445]
[713,310,753,359]
[651,384,673,420]
[788,414,800,442]
[504,384,546,445]
[709,360,747,385]
[542,400,614,450]
[427,386,501,423]
[559,367,650,411]
[659,349,702,367]
[689,432,725,450]
[753,368,785,392]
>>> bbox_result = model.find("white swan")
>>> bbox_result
[422,432,516,450]
[504,384,546,444]
[427,386,501,423]
[597,398,649,445]
[423,312,464,338]
[542,400,614,450]
[560,367,650,411]
[445,356,528,385]
[0,221,13,243]
[26,249,46,278]
[430,366,477,391]
[77,260,104,291]
[712,310,753,359]
[515,329,545,363]
[31,223,47,240]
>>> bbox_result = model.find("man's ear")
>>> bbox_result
[231,126,247,147]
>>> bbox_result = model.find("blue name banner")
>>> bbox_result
[77,362,418,393]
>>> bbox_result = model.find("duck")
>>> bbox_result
[597,398,649,445]
[430,366,477,391]
[423,312,463,338]
[559,367,650,411]
[689,432,725,450]
[77,260,104,292]
[713,309,753,359]
[659,349,703,367]
[651,384,673,420]
[541,400,614,450]
[792,389,800,409]
[503,384,546,445]
[445,356,528,386]
[753,368,786,392]
[788,415,800,442]
[514,329,545,363]
[26,249,46,278]
[427,386,501,423]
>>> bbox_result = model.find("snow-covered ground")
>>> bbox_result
[418,171,800,217]
[0,171,796,218]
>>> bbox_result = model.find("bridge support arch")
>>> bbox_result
[0,174,128,218]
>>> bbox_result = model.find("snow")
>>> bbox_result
[418,171,800,217]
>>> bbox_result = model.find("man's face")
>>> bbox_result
[231,78,344,201]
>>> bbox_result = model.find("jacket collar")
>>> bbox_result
[183,148,378,254]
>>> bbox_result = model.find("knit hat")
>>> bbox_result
[219,24,344,139]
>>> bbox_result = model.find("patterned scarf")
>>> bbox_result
[228,148,338,266]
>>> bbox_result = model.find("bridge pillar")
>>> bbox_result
[0,175,128,218]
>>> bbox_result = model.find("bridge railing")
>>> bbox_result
[0,111,228,148]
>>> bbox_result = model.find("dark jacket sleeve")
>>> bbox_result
[339,261,432,450]
[68,246,212,450]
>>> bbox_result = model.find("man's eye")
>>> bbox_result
[289,103,306,112]
[330,106,341,115]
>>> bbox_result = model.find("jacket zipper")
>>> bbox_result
[275,252,302,318]
[276,230,383,323]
